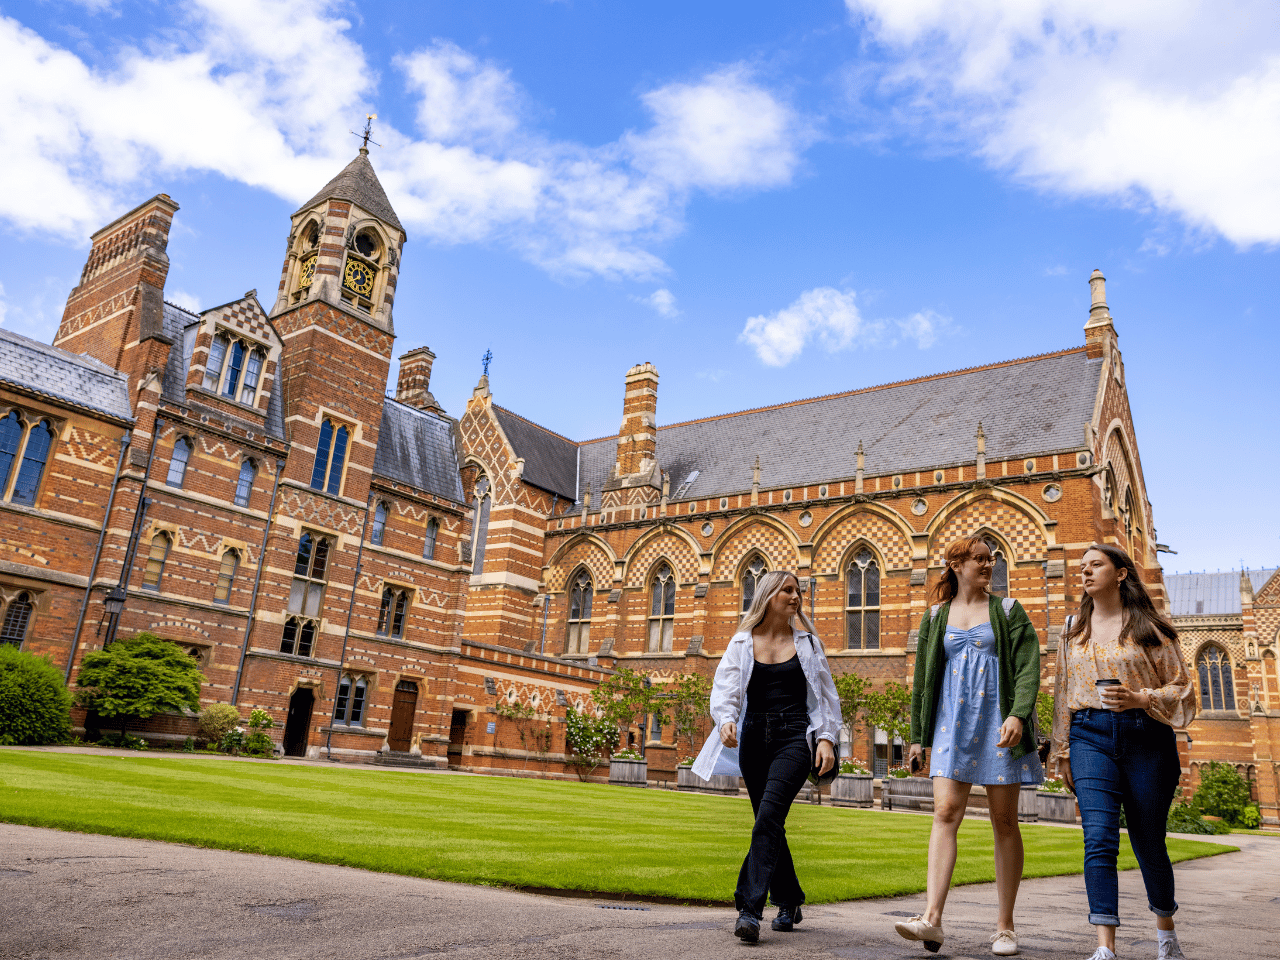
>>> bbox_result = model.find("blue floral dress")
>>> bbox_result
[930,621,1044,786]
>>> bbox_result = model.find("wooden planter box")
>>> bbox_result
[609,759,648,787]
[830,774,874,807]
[1037,791,1078,823]
[676,766,739,793]
[883,775,933,810]
[1018,783,1039,822]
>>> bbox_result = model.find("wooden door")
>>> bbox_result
[388,680,418,752]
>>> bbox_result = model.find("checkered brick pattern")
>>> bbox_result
[625,533,698,586]
[1181,630,1247,665]
[208,297,272,342]
[548,539,614,592]
[459,403,522,506]
[929,499,1047,563]
[813,512,912,574]
[711,522,799,581]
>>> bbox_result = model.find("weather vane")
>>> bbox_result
[482,349,493,378]
[352,114,381,150]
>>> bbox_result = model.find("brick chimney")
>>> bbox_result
[615,362,659,477]
[54,194,180,401]
[395,346,442,414]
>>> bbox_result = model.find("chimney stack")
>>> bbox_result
[1084,268,1117,359]
[614,362,659,477]
[395,346,442,413]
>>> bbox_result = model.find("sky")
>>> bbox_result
[0,0,1276,575]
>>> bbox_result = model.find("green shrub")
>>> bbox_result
[97,732,148,750]
[198,703,241,744]
[1192,762,1254,826]
[1240,804,1262,829]
[75,632,204,737]
[0,645,72,745]
[1167,800,1231,835]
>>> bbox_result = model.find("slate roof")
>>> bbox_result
[1165,569,1280,617]
[374,399,465,505]
[0,326,132,422]
[570,348,1100,510]
[295,150,404,235]
[493,406,578,500]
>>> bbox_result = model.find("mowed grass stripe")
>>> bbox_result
[0,752,1233,903]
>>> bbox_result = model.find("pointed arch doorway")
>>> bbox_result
[388,679,419,752]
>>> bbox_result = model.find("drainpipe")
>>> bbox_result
[326,488,375,760]
[66,431,131,681]
[104,417,165,647]
[231,458,286,706]
[539,593,550,656]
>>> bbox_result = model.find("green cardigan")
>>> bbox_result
[909,594,1041,761]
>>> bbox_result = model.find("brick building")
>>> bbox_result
[1,147,1258,792]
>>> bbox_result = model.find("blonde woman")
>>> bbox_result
[691,570,841,943]
[1053,544,1196,960]
[895,535,1043,956]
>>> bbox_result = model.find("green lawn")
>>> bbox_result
[0,751,1234,903]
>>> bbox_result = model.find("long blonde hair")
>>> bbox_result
[737,570,815,635]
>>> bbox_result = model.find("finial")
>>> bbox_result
[481,349,493,378]
[352,114,381,154]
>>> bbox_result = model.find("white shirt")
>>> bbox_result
[691,628,842,781]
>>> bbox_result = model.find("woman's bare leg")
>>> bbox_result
[986,783,1024,931]
[923,777,972,926]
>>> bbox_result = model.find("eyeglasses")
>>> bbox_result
[969,556,996,566]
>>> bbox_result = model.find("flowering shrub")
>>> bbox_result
[244,708,275,757]
[564,705,618,781]
[840,760,871,775]
[885,765,911,779]
[1039,777,1069,794]
[677,756,695,767]
[612,748,643,761]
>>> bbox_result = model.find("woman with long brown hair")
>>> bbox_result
[894,535,1043,956]
[1051,544,1196,960]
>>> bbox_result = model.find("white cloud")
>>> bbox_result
[0,5,806,279]
[636,288,679,318]
[740,288,885,366]
[895,309,951,348]
[846,1,1280,247]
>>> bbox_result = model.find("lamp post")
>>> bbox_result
[101,586,128,647]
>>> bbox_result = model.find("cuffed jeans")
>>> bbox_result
[1069,708,1180,927]
[734,710,811,919]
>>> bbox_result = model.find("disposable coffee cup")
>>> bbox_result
[1095,678,1121,688]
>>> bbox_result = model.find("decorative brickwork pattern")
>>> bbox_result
[204,298,272,342]
[813,512,913,573]
[711,522,799,581]
[929,499,1047,563]
[547,538,613,593]
[625,533,699,586]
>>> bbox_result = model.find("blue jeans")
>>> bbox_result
[1069,708,1181,926]
[735,711,811,919]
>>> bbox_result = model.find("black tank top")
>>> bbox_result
[747,656,807,715]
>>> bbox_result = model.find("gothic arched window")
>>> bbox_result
[1123,488,1135,547]
[377,587,408,639]
[423,517,439,560]
[214,549,239,604]
[10,419,54,507]
[204,334,229,390]
[142,532,171,590]
[1197,645,1235,711]
[845,548,880,650]
[741,555,767,612]
[0,412,23,492]
[984,538,1009,597]
[234,459,256,507]
[371,501,388,546]
[166,437,193,488]
[567,570,593,655]
[471,475,491,574]
[334,675,368,726]
[648,563,676,653]
[283,534,329,657]
[310,419,349,495]
[0,592,34,646]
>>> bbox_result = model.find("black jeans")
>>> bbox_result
[735,711,811,919]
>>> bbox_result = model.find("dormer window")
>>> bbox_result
[203,330,267,407]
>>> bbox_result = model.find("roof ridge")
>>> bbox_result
[493,404,578,444]
[163,299,200,318]
[575,344,1088,445]
[384,395,455,425]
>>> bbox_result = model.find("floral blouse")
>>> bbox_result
[1050,618,1197,761]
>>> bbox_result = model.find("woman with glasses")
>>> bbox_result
[1052,544,1196,960]
[894,536,1044,956]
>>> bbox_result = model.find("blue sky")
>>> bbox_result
[0,0,1276,574]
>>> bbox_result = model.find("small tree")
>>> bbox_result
[1035,691,1054,741]
[834,672,869,742]
[495,698,552,773]
[1193,761,1256,826]
[666,672,713,756]
[198,703,241,746]
[0,646,72,745]
[75,632,204,738]
[592,667,660,752]
[564,704,618,780]
[863,681,912,762]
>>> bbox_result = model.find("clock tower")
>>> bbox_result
[269,147,407,505]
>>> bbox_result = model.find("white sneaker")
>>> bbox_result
[990,930,1019,956]
[894,915,945,953]
[1086,948,1116,960]
[1157,937,1185,960]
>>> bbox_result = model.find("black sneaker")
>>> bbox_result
[734,911,761,943]
[772,904,803,931]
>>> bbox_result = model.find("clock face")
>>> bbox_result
[299,254,317,288]
[343,259,375,297]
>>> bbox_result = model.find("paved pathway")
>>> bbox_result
[2,820,1274,960]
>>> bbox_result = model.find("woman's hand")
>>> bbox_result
[815,739,835,776]
[720,722,738,748]
[908,743,923,771]
[996,715,1023,748]
[1059,757,1074,793]
[1100,683,1150,712]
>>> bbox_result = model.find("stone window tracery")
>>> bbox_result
[282,533,329,657]
[0,411,55,507]
[204,332,267,406]
[1197,645,1235,711]
[741,555,767,613]
[471,475,491,574]
[142,532,171,590]
[0,591,34,646]
[334,675,368,726]
[846,547,880,650]
[566,570,593,655]
[377,587,409,639]
[166,437,193,488]
[214,549,239,604]
[371,502,388,546]
[310,419,349,495]
[423,517,438,560]
[647,563,676,653]
[234,460,256,507]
